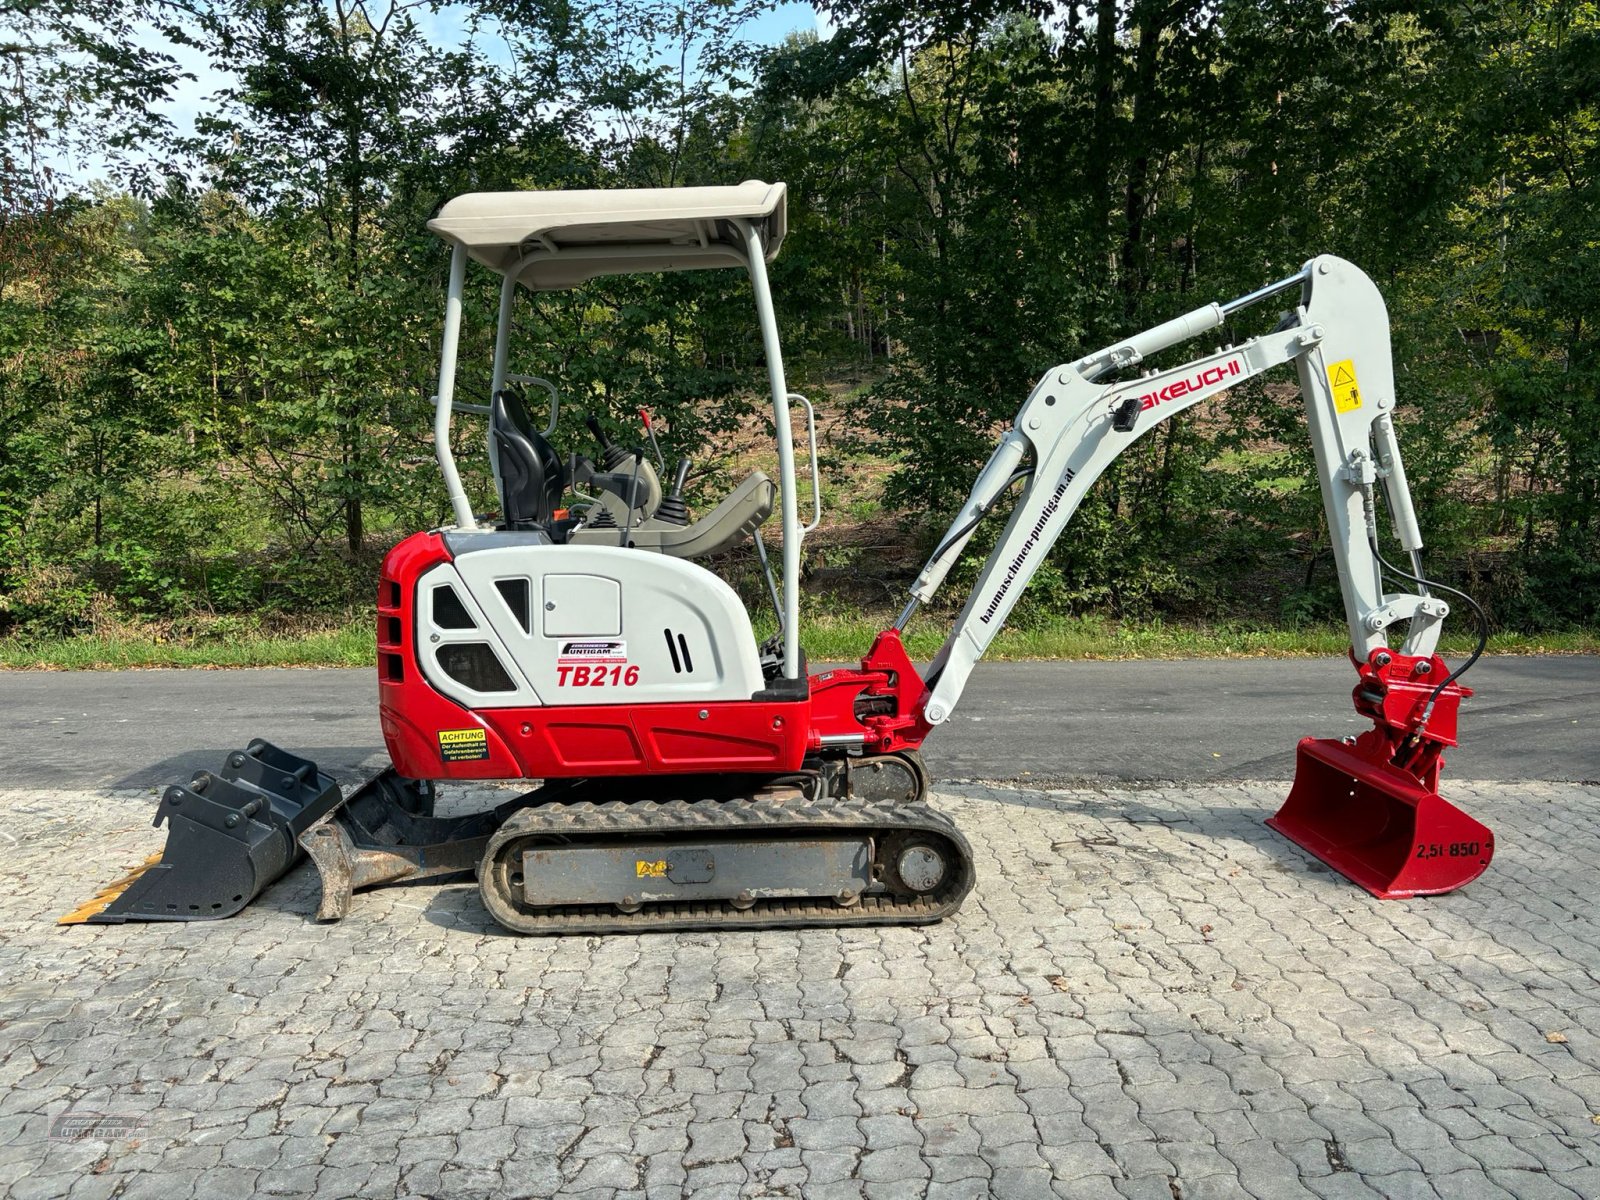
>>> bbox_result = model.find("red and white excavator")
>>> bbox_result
[65,181,1493,935]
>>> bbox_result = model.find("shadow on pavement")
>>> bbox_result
[955,780,1327,878]
[110,745,389,791]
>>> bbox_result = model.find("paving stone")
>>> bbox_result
[1041,1139,1119,1181]
[859,1114,921,1150]
[1357,1172,1441,1200]
[5,780,1599,1200]
[989,1165,1059,1198]
[857,1143,930,1184]
[682,1118,745,1167]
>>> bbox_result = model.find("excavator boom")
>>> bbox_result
[895,255,1491,898]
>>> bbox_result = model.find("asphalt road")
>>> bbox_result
[3,656,1594,790]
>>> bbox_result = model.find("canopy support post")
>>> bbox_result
[734,218,802,679]
[435,243,476,531]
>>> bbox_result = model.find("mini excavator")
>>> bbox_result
[64,181,1493,935]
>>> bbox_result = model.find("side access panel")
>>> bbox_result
[441,541,765,706]
[476,699,810,775]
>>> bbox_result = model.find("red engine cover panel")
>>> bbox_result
[377,532,522,780]
[478,700,809,778]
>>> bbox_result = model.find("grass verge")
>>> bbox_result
[2,613,1594,670]
[773,614,1599,662]
[0,621,376,670]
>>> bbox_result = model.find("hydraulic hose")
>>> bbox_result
[1360,480,1490,737]
[1367,536,1489,732]
[926,467,1036,569]
[917,466,1035,691]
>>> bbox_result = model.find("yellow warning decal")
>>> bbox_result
[1327,359,1363,413]
[636,859,667,878]
[438,727,490,762]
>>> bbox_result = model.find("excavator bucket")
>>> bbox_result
[61,741,347,924]
[1268,736,1493,899]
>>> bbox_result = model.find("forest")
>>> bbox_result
[1,0,1596,659]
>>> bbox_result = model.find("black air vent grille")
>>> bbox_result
[663,628,694,674]
[432,584,476,629]
[495,578,531,634]
[438,643,515,692]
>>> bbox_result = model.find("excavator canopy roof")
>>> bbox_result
[426,181,787,291]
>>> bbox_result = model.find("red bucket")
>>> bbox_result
[1268,736,1493,899]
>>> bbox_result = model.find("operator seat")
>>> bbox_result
[491,389,566,530]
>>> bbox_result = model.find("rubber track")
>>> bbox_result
[478,794,975,935]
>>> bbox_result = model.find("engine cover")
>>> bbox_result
[375,529,803,781]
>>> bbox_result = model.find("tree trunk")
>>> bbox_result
[1089,0,1120,258]
[1120,5,1165,318]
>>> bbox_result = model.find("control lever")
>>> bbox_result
[655,458,693,527]
[619,448,646,547]
[586,415,633,472]
[570,455,651,512]
[639,407,666,471]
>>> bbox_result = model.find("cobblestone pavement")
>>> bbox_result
[3,780,1599,1199]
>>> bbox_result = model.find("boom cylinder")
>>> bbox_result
[904,429,1030,609]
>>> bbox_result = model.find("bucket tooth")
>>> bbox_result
[1268,736,1493,899]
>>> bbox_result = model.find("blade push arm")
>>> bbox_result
[909,255,1447,726]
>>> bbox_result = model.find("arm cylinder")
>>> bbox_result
[1077,304,1223,377]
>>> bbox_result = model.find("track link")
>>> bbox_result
[478,792,974,935]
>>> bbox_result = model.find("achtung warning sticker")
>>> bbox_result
[438,727,489,762]
[636,859,667,878]
[1327,359,1363,413]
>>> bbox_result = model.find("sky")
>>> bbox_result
[69,2,829,188]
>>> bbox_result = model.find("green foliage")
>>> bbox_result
[0,0,194,206]
[748,0,1599,631]
[1,0,1596,645]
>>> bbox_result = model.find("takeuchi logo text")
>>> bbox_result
[1137,358,1243,410]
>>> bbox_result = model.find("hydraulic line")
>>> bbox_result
[1368,537,1489,734]
[912,465,1036,689]
[895,465,1035,632]
[1362,484,1489,736]
[925,467,1035,583]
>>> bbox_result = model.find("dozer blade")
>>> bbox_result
[1268,736,1493,899]
[295,772,510,922]
[61,741,348,924]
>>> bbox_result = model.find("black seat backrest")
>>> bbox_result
[491,389,566,529]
